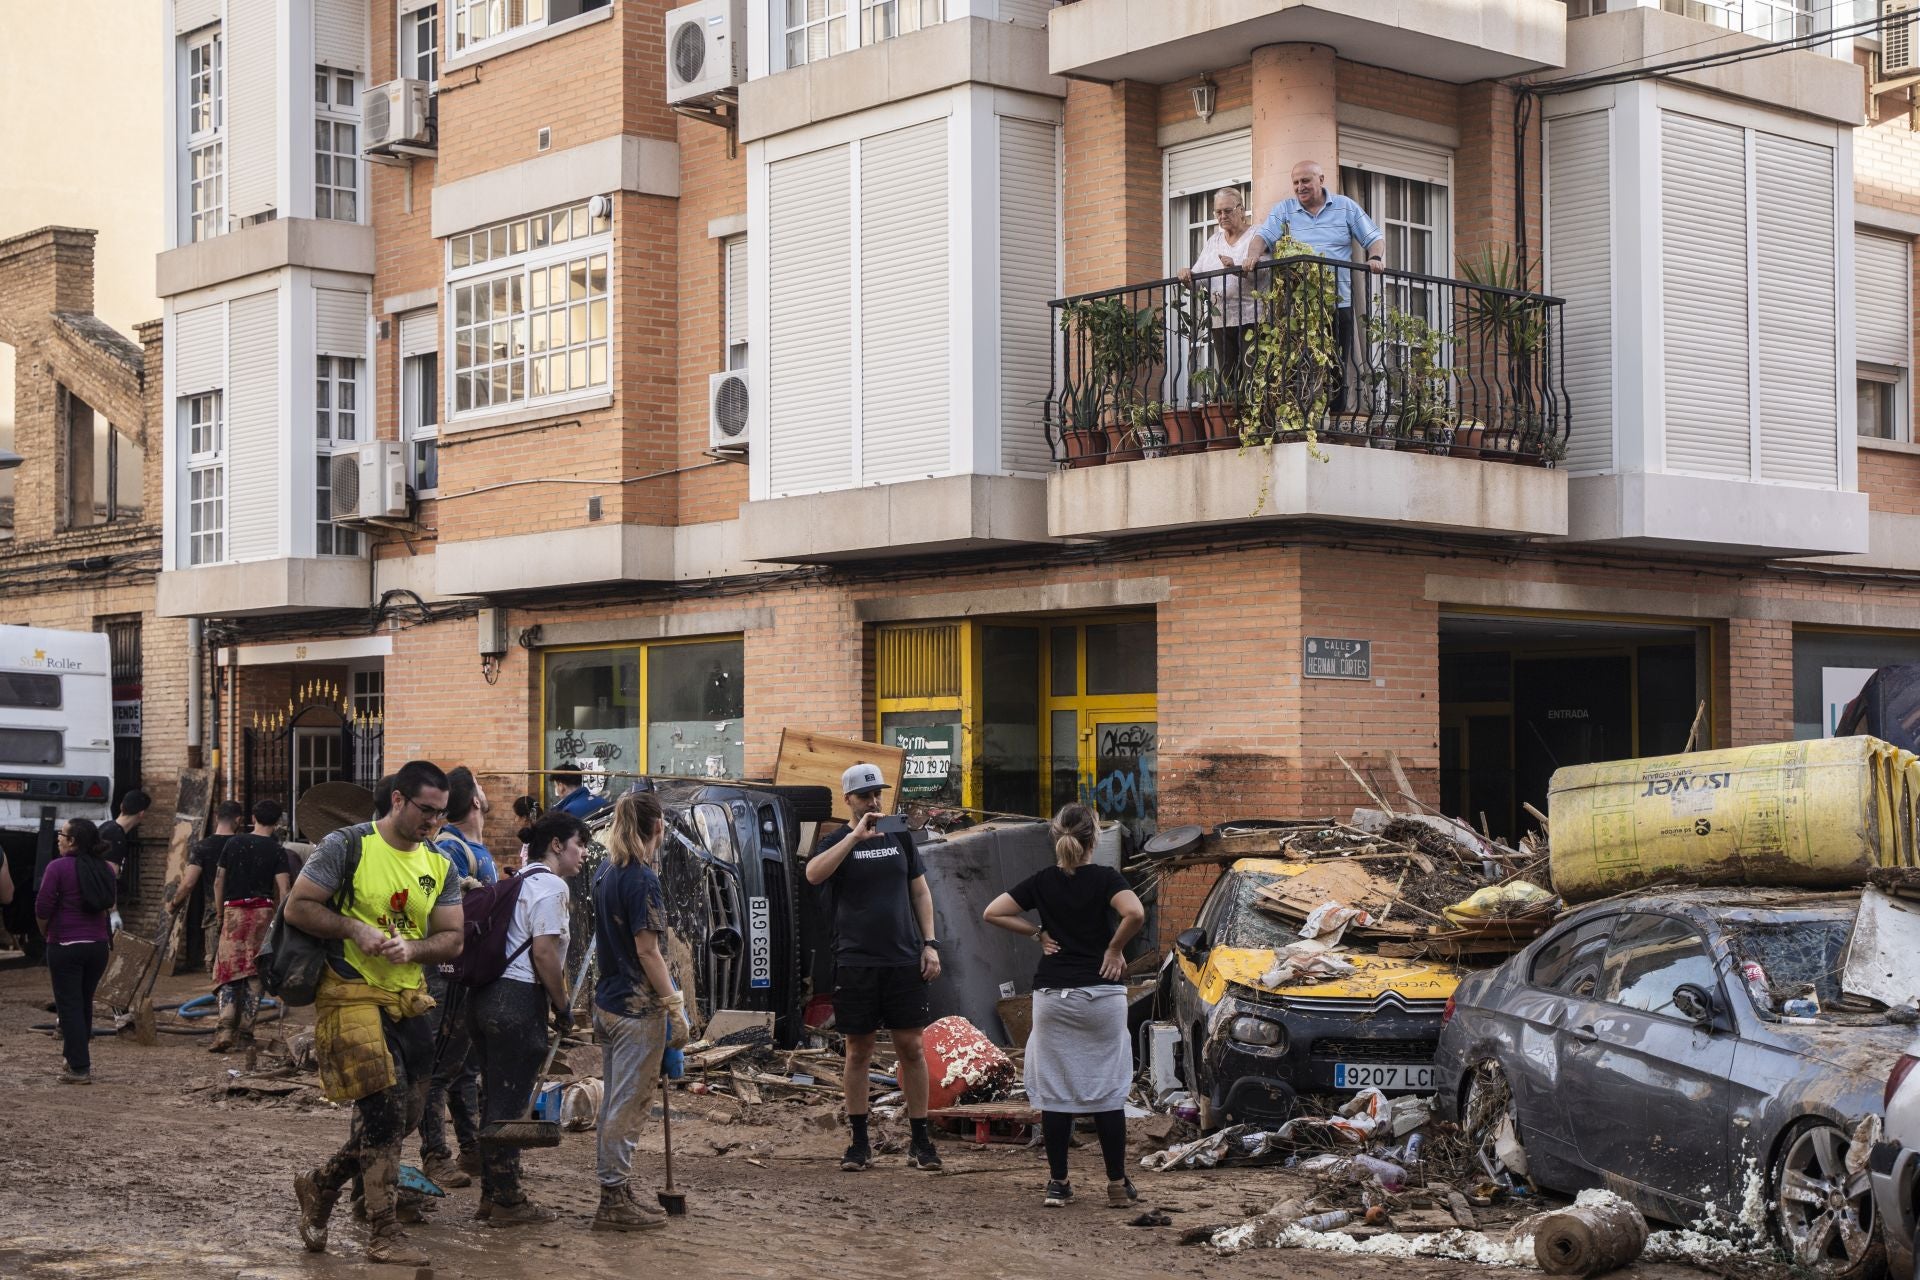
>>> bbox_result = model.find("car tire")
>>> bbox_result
[1770,1118,1887,1280]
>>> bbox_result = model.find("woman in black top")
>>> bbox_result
[983,804,1145,1209]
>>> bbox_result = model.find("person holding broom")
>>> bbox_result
[588,789,692,1232]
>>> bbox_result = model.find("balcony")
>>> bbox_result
[1042,253,1571,540]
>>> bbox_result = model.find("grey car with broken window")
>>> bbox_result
[1434,889,1910,1280]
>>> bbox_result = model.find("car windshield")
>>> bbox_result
[1720,912,1854,1017]
[1212,871,1302,950]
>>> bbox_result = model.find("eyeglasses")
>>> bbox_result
[402,795,449,822]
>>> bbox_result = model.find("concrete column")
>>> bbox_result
[1250,44,1338,217]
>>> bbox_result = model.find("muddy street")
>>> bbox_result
[0,965,1709,1280]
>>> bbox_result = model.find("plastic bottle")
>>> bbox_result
[1740,962,1773,1013]
[1354,1154,1407,1191]
[1295,1210,1354,1232]
[1781,997,1820,1019]
[1403,1133,1426,1168]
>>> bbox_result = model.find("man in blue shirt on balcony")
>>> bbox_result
[1239,160,1386,413]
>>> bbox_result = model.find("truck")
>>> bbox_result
[0,625,117,950]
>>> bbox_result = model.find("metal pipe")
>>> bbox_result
[186,619,203,768]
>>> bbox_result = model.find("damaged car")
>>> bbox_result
[1436,889,1913,1280]
[1156,857,1463,1128]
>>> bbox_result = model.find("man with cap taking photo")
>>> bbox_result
[804,762,943,1173]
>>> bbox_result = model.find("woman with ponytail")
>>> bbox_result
[36,817,118,1083]
[983,803,1145,1209]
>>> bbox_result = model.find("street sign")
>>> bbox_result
[1304,637,1371,681]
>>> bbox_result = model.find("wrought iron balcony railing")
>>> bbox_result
[1044,253,1569,468]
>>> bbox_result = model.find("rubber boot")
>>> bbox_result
[365,1215,429,1267]
[208,1023,236,1054]
[484,1197,559,1228]
[592,1184,667,1233]
[294,1170,342,1253]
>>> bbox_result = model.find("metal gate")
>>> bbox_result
[242,679,385,839]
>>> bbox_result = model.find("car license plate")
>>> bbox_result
[748,895,771,990]
[1334,1063,1434,1091]
[0,780,23,794]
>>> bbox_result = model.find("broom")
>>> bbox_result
[478,944,596,1150]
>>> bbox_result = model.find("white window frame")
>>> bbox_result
[776,0,943,70]
[724,235,749,371]
[315,355,362,556]
[1858,365,1908,442]
[183,392,225,567]
[1340,164,1452,322]
[1660,0,1814,39]
[401,3,440,85]
[403,348,440,491]
[452,0,545,54]
[351,669,385,719]
[185,28,224,243]
[314,67,360,223]
[446,200,613,421]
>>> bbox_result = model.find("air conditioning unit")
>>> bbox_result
[364,78,435,154]
[329,442,408,522]
[709,370,751,452]
[666,0,745,106]
[1885,0,1919,78]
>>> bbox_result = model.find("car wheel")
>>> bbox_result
[1461,1061,1519,1183]
[1771,1119,1886,1280]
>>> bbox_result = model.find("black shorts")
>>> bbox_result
[832,964,930,1036]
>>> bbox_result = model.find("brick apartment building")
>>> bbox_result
[1,227,190,932]
[150,0,1920,922]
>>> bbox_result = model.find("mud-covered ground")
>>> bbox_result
[0,965,1712,1280]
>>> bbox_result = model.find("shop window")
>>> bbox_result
[1791,628,1920,739]
[542,638,744,799]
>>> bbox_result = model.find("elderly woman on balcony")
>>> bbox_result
[1178,187,1259,394]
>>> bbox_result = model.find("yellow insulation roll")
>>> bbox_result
[1548,736,1920,904]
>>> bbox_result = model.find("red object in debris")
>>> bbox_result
[922,1015,1016,1111]
[803,993,836,1030]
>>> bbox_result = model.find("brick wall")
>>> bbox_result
[1859,446,1920,515]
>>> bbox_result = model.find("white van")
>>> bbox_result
[0,624,116,836]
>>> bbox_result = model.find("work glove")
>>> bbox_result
[663,992,692,1050]
[551,1003,576,1037]
[109,910,123,936]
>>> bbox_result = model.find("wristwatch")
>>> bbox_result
[922,939,941,952]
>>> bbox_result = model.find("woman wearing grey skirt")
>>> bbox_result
[983,803,1146,1208]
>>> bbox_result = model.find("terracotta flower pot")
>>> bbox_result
[1105,425,1144,463]
[1200,402,1239,451]
[1164,407,1206,456]
[1061,428,1103,469]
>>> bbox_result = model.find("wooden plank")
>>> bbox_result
[773,729,906,821]
[162,768,213,972]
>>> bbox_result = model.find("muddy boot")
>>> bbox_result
[421,1152,471,1189]
[457,1147,482,1177]
[207,1024,236,1054]
[294,1170,342,1253]
[364,1215,429,1267]
[485,1197,559,1228]
[592,1185,667,1232]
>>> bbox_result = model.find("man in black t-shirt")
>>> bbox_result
[208,799,293,1053]
[803,763,943,1174]
[171,800,243,917]
[98,788,150,878]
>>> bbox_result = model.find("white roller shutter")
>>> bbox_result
[861,120,950,486]
[725,237,749,351]
[768,145,854,498]
[399,308,437,357]
[225,291,281,562]
[1755,134,1837,487]
[174,303,226,395]
[1165,130,1251,199]
[227,0,277,221]
[1338,129,1450,186]
[1857,229,1913,369]
[315,289,368,357]
[176,0,220,34]
[1546,111,1614,475]
[998,0,1051,26]
[1660,112,1750,479]
[1000,116,1059,475]
[313,0,366,72]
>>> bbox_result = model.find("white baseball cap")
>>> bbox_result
[841,762,887,796]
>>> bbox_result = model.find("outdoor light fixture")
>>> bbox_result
[1191,74,1217,123]
[0,450,22,471]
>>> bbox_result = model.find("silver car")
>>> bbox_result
[1435,890,1911,1280]
[1869,1036,1919,1280]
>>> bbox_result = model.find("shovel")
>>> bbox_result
[477,945,595,1150]
[657,1047,686,1216]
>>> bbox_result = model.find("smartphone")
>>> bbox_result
[873,814,909,835]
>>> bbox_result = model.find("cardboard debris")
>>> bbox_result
[1840,887,1920,1008]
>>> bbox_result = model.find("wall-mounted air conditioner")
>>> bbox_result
[666,0,746,106]
[1884,0,1919,78]
[329,442,408,521]
[709,370,750,452]
[365,79,435,154]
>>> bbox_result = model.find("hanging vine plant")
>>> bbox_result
[1236,228,1339,459]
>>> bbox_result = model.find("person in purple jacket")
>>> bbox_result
[35,818,118,1084]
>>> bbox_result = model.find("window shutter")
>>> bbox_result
[1337,129,1450,187]
[316,290,368,357]
[228,0,278,222]
[1000,115,1059,475]
[1165,130,1251,199]
[768,144,854,498]
[861,119,951,485]
[1660,112,1750,479]
[726,237,749,350]
[997,0,1052,27]
[1755,133,1837,487]
[176,0,220,33]
[314,0,366,73]
[1856,230,1912,368]
[1546,111,1614,474]
[397,0,437,15]
[174,304,226,395]
[226,291,281,562]
[878,624,963,699]
[399,308,438,357]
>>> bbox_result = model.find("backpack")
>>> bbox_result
[452,865,550,988]
[258,824,368,1007]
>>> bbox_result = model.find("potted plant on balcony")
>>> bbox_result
[1053,377,1106,468]
[1237,229,1340,454]
[1458,245,1550,447]
[1113,400,1170,461]
[1367,307,1456,451]
[1186,364,1237,451]
[1058,294,1165,462]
